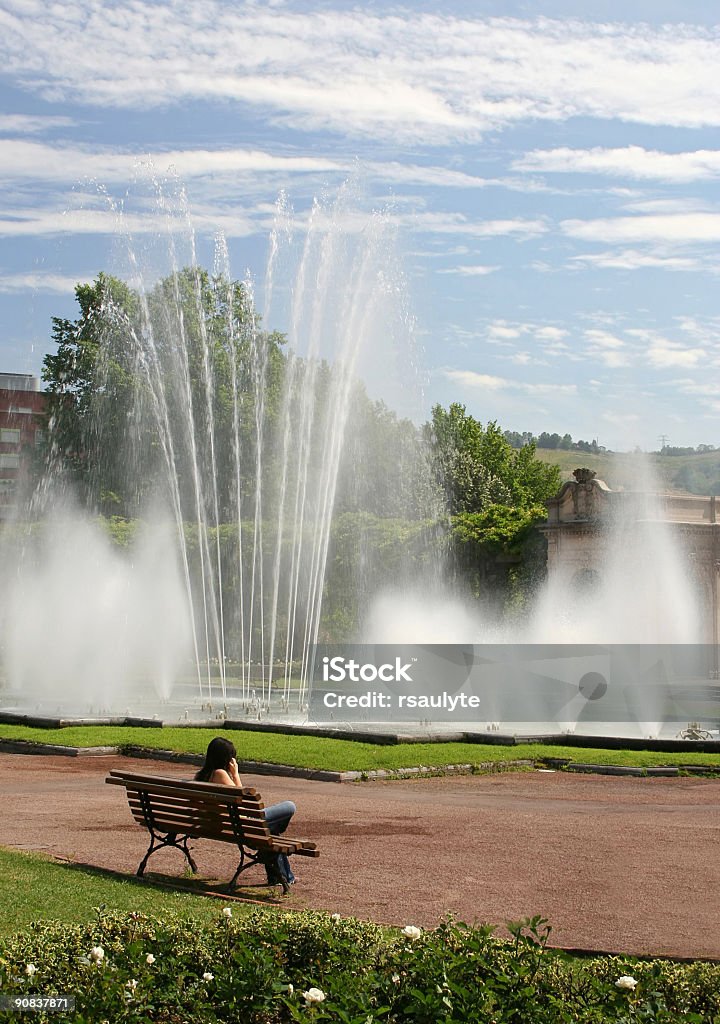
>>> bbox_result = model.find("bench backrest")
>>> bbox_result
[106,769,274,847]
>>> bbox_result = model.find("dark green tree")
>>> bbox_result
[425,403,561,604]
[42,272,140,508]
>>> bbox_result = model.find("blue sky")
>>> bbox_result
[1,0,719,451]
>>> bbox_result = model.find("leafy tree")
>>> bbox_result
[425,403,560,517]
[42,273,140,504]
[41,269,285,516]
[425,403,561,606]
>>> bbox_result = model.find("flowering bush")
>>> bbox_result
[0,907,716,1022]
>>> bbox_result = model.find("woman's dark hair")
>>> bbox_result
[195,737,236,782]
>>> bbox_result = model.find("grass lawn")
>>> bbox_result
[1,724,720,771]
[0,847,258,938]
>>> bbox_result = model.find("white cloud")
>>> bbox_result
[583,329,631,368]
[371,162,492,189]
[438,264,499,276]
[0,140,509,194]
[585,330,625,350]
[408,212,546,238]
[444,370,508,390]
[534,326,567,341]
[621,199,710,215]
[679,382,720,396]
[0,206,259,238]
[0,114,77,134]
[571,249,702,271]
[515,146,720,183]
[0,139,344,184]
[489,323,524,340]
[646,343,706,368]
[0,271,89,293]
[442,368,576,395]
[562,214,720,244]
[3,6,720,142]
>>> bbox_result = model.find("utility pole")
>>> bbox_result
[658,434,669,451]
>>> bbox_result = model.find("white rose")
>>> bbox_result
[401,925,422,940]
[330,913,342,921]
[391,973,400,984]
[89,946,105,963]
[203,972,214,982]
[303,987,326,1004]
[615,975,638,991]
[25,964,37,976]
[125,979,138,992]
[145,954,156,965]
[222,907,233,919]
[286,984,294,995]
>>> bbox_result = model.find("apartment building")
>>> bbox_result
[0,373,46,519]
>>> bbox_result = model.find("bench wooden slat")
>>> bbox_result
[131,821,274,845]
[126,810,269,838]
[125,802,273,835]
[107,768,261,798]
[125,802,268,827]
[107,774,265,809]
[124,791,267,821]
[127,807,269,836]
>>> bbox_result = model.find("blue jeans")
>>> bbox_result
[264,800,296,884]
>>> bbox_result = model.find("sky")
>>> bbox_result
[1,0,720,451]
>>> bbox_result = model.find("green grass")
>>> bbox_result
[1,724,720,771]
[0,847,256,937]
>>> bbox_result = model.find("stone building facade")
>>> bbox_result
[541,468,720,652]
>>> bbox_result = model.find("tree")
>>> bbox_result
[424,403,561,605]
[41,269,285,516]
[425,403,560,518]
[42,273,140,506]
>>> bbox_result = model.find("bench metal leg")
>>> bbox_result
[136,831,197,877]
[227,848,246,891]
[227,848,288,894]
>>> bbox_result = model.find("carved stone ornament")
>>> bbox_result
[573,468,597,484]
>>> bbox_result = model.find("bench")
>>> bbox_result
[106,769,319,894]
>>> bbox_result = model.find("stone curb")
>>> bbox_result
[335,760,535,782]
[563,763,685,777]
[0,739,118,757]
[565,763,645,776]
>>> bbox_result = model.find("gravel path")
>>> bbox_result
[1,754,719,959]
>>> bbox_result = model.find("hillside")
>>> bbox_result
[534,448,720,496]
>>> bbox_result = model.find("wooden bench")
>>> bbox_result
[106,769,319,894]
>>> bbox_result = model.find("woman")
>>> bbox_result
[195,737,296,886]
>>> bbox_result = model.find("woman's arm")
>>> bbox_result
[228,757,242,787]
[208,757,241,786]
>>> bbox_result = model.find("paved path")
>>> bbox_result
[1,754,719,959]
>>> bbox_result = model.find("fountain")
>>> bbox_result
[0,182,431,722]
[0,181,717,741]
